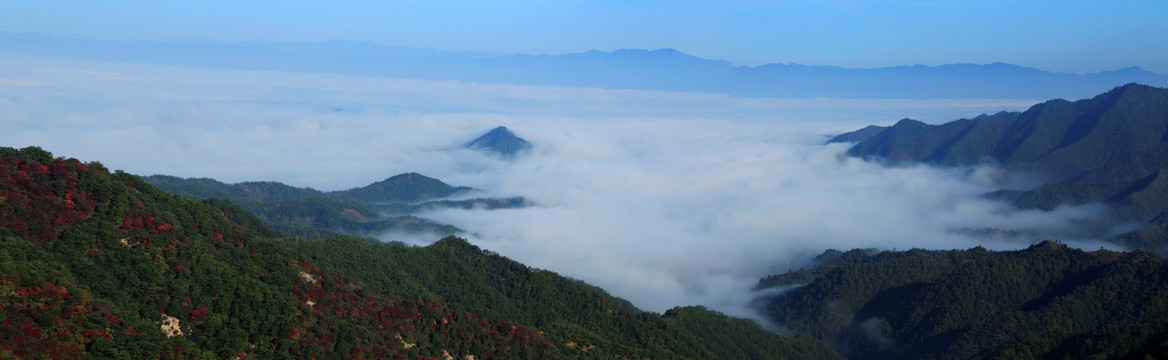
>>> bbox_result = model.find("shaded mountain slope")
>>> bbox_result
[832,84,1168,251]
[757,241,1168,359]
[1,146,839,359]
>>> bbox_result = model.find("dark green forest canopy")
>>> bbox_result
[756,241,1168,359]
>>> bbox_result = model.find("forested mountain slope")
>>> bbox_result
[0,146,560,359]
[0,146,836,359]
[756,241,1168,359]
[831,83,1168,252]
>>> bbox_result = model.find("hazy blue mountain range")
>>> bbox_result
[831,83,1168,252]
[465,126,533,158]
[4,32,1166,99]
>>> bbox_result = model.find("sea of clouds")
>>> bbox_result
[0,54,1122,322]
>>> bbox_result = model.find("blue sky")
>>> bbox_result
[3,0,1167,73]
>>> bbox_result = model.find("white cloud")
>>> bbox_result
[0,54,1106,320]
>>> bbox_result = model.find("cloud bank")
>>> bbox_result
[0,55,1118,321]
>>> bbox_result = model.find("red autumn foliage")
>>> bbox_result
[189,306,209,321]
[0,277,130,360]
[286,263,556,358]
[0,155,101,243]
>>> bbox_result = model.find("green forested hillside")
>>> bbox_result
[757,241,1168,359]
[0,146,836,359]
[293,235,838,359]
[0,146,562,359]
[832,83,1168,252]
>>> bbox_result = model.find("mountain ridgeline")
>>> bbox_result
[0,146,838,359]
[831,83,1168,252]
[143,173,482,239]
[146,172,472,204]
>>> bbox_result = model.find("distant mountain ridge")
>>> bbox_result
[144,172,520,238]
[142,175,325,202]
[147,172,472,204]
[832,83,1168,252]
[3,32,1166,99]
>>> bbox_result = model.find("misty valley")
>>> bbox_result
[3,81,1168,359]
[3,37,1168,358]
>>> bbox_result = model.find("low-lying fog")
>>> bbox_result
[0,55,1120,321]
